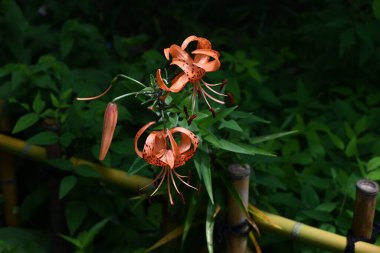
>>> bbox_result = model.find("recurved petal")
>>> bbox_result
[164,45,192,62]
[134,121,156,158]
[181,35,212,50]
[195,59,221,72]
[99,103,118,160]
[171,127,199,152]
[171,59,205,83]
[156,69,188,93]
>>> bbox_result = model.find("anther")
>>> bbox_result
[209,108,216,118]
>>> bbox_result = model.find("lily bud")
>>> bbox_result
[99,102,118,160]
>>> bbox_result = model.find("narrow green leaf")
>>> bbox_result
[218,119,244,132]
[60,36,74,58]
[250,130,298,144]
[60,234,83,249]
[182,193,201,246]
[59,176,77,199]
[194,147,214,204]
[204,133,275,157]
[12,113,39,134]
[206,202,215,253]
[127,157,149,175]
[66,201,88,235]
[27,131,59,145]
[82,218,110,248]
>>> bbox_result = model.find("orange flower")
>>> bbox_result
[157,35,227,115]
[99,103,118,160]
[135,121,199,205]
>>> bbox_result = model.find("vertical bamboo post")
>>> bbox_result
[226,164,251,253]
[44,118,70,253]
[0,100,18,227]
[352,179,379,239]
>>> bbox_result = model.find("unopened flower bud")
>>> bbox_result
[99,102,118,160]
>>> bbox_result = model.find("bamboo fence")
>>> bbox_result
[0,133,379,252]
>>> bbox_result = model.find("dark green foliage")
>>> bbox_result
[1,0,380,252]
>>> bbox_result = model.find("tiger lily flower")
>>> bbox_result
[134,121,199,205]
[99,102,118,160]
[157,35,227,115]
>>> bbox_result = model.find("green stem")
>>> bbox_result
[112,92,139,102]
[113,74,147,88]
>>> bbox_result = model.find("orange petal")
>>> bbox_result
[170,72,189,92]
[99,103,118,160]
[156,69,188,93]
[164,45,192,62]
[134,121,156,158]
[192,49,221,71]
[181,35,212,50]
[171,59,205,83]
[160,150,175,169]
[171,127,199,168]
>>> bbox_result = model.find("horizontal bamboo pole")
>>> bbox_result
[255,211,380,253]
[2,133,380,252]
[0,134,152,192]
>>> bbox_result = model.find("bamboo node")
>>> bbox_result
[227,164,251,180]
[356,180,379,197]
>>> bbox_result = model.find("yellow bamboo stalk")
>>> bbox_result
[254,211,380,253]
[0,134,152,192]
[2,133,380,252]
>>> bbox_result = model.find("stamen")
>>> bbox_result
[203,89,225,104]
[150,167,167,196]
[170,169,181,196]
[139,168,165,191]
[209,108,216,118]
[187,114,197,126]
[173,170,198,190]
[202,80,227,96]
[220,79,228,91]
[167,168,174,205]
[226,92,235,106]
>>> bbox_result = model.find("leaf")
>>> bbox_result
[127,157,149,175]
[82,218,110,248]
[60,234,82,249]
[59,176,77,199]
[368,170,380,180]
[250,130,298,144]
[12,113,39,134]
[60,36,74,58]
[182,193,201,246]
[32,91,46,114]
[373,0,380,21]
[65,200,88,235]
[218,119,244,132]
[206,202,216,253]
[146,225,184,252]
[204,133,275,157]
[26,131,59,145]
[367,157,380,171]
[345,136,357,158]
[194,147,214,204]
